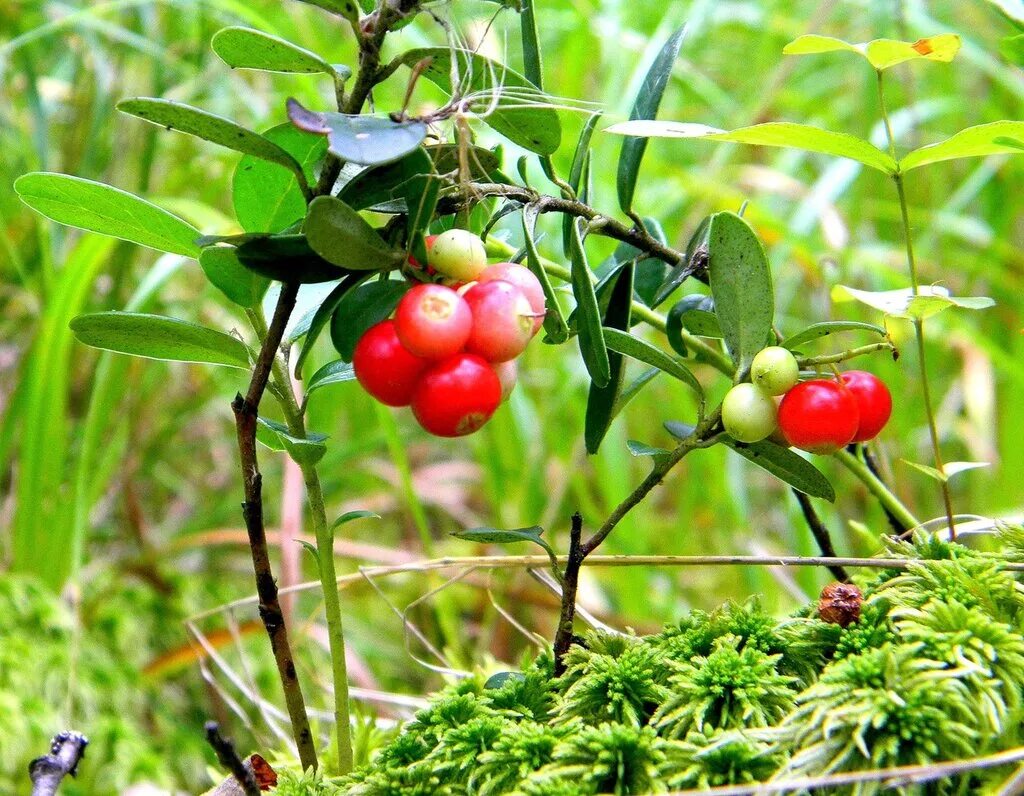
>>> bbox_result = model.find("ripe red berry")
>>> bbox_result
[492,359,518,402]
[777,379,860,455]
[411,354,502,437]
[840,370,893,443]
[352,320,428,407]
[394,284,472,359]
[478,263,546,334]
[462,281,535,362]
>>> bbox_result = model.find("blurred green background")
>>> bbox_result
[1,0,1022,791]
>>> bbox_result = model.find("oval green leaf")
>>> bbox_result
[724,439,836,502]
[307,359,356,396]
[15,173,201,257]
[305,196,404,271]
[118,98,308,188]
[256,417,328,465]
[780,321,887,351]
[212,26,334,74]
[707,212,774,376]
[330,279,410,362]
[783,33,961,71]
[199,247,270,308]
[236,234,348,283]
[900,121,1024,172]
[70,312,250,369]
[585,263,634,455]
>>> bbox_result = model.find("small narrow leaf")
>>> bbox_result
[707,212,774,376]
[520,0,543,88]
[287,98,428,165]
[398,48,561,155]
[617,26,686,213]
[602,327,702,397]
[305,196,404,270]
[563,112,602,258]
[295,273,366,378]
[781,321,886,351]
[256,417,328,465]
[70,312,250,369]
[783,33,961,70]
[832,284,995,320]
[568,219,610,387]
[725,439,836,501]
[666,293,721,356]
[585,263,634,454]
[235,234,349,283]
[332,509,380,529]
[15,173,201,257]
[902,459,990,483]
[307,359,356,395]
[900,121,1024,171]
[606,121,896,174]
[330,280,409,361]
[451,525,556,559]
[118,98,307,183]
[199,247,270,308]
[626,440,671,459]
[523,206,569,344]
[212,26,334,74]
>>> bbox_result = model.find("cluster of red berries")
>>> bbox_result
[353,230,546,437]
[723,346,893,454]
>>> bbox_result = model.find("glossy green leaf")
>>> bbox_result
[707,212,774,376]
[332,509,380,529]
[522,205,569,344]
[330,279,409,362]
[568,219,610,387]
[307,359,356,395]
[520,0,542,88]
[666,294,720,356]
[15,173,201,257]
[339,148,434,211]
[118,98,307,184]
[305,196,404,271]
[294,0,360,23]
[832,284,995,320]
[602,327,702,397]
[70,312,250,369]
[780,321,887,351]
[212,26,334,74]
[563,112,602,258]
[617,26,686,213]
[585,263,634,454]
[902,459,990,483]
[233,124,326,233]
[724,439,836,501]
[287,98,428,166]
[295,272,366,378]
[256,417,328,465]
[626,440,671,459]
[606,120,896,174]
[783,33,961,70]
[199,247,270,308]
[399,47,561,155]
[900,121,1024,171]
[235,234,348,283]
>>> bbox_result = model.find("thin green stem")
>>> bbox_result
[833,448,921,532]
[798,342,894,367]
[877,69,957,537]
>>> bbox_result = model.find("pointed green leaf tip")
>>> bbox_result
[783,33,961,70]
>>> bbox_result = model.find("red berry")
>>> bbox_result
[394,284,472,359]
[478,263,546,334]
[408,234,438,272]
[463,281,535,362]
[492,359,518,402]
[840,371,893,442]
[777,379,860,455]
[352,320,428,407]
[411,354,502,437]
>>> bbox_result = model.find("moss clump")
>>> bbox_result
[318,527,1024,795]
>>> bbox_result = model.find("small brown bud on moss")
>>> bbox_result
[818,582,863,627]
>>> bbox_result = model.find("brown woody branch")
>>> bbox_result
[552,513,584,676]
[29,732,88,796]
[204,722,260,796]
[792,489,850,582]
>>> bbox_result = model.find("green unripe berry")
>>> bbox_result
[722,383,778,443]
[751,346,800,396]
[428,229,487,282]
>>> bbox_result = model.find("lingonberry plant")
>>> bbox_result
[14,0,1022,787]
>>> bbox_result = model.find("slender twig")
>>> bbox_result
[876,69,957,538]
[29,732,89,796]
[792,489,849,582]
[204,722,260,796]
[798,341,894,367]
[231,281,317,772]
[553,512,584,675]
